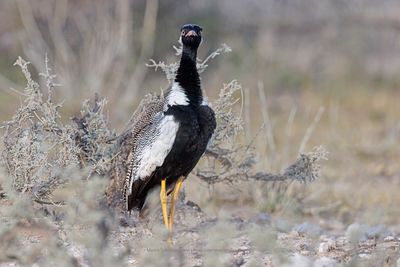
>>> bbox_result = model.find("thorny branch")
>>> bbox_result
[196,146,328,184]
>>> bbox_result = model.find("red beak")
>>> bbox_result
[185,30,197,37]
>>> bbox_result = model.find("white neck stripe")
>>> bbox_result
[166,82,189,106]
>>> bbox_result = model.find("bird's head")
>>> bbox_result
[180,24,202,49]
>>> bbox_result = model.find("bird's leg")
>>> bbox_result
[169,176,184,231]
[160,178,170,230]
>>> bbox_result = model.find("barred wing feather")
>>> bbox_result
[124,103,180,209]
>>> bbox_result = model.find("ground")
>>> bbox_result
[1,193,399,266]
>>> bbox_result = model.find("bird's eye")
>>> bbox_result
[181,30,185,36]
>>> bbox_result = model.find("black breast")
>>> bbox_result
[157,104,216,183]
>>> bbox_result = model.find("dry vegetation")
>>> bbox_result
[0,43,329,266]
[0,1,400,266]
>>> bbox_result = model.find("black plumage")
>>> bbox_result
[124,24,216,226]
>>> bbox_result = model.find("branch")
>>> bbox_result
[195,146,328,185]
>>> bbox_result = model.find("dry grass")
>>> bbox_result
[1,1,400,266]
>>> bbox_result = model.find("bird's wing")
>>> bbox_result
[129,95,165,146]
[123,97,164,200]
[124,100,180,202]
[133,114,179,183]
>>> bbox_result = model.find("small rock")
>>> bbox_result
[230,215,246,230]
[318,242,330,253]
[230,215,245,224]
[233,257,245,267]
[120,215,137,227]
[298,243,309,251]
[319,238,336,253]
[300,250,312,256]
[186,200,202,212]
[359,253,371,259]
[314,257,339,267]
[384,236,395,242]
[319,235,330,242]
[282,253,311,267]
[185,231,199,241]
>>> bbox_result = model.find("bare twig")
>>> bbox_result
[298,106,325,154]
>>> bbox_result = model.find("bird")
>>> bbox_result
[124,24,216,233]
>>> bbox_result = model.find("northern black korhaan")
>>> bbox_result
[124,24,216,232]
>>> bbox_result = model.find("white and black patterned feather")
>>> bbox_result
[123,98,164,205]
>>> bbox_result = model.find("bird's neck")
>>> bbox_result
[174,46,202,106]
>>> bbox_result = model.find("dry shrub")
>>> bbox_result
[0,56,125,265]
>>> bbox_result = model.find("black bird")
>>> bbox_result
[124,24,216,232]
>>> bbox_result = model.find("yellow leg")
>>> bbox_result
[160,178,169,230]
[169,176,185,231]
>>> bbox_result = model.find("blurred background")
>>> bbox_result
[0,0,399,230]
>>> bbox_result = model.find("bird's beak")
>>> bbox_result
[185,30,197,37]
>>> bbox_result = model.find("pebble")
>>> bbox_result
[318,238,336,253]
[358,253,371,259]
[318,242,329,253]
[314,257,339,267]
[282,253,311,267]
[300,250,312,256]
[384,236,395,242]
